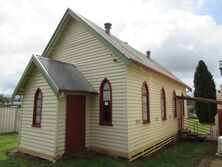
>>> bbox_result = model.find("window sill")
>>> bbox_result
[143,121,150,124]
[99,122,113,126]
[32,124,41,128]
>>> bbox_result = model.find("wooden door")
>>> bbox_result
[65,95,86,154]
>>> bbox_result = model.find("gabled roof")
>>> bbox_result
[12,55,97,98]
[41,8,191,90]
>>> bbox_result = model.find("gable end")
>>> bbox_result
[42,8,133,67]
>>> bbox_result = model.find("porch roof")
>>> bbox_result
[12,55,97,98]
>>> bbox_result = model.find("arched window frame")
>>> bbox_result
[32,88,43,127]
[161,88,167,120]
[173,91,177,118]
[99,78,112,126]
[142,82,150,124]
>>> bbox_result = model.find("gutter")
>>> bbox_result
[130,59,192,91]
[58,89,98,95]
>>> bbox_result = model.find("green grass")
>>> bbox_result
[0,134,217,167]
[187,119,211,135]
[0,133,18,160]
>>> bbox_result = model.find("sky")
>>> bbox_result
[0,0,222,95]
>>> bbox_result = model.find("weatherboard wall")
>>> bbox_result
[48,18,128,155]
[18,68,57,160]
[126,64,187,154]
[55,94,66,157]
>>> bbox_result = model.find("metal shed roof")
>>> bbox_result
[12,55,97,98]
[41,8,191,90]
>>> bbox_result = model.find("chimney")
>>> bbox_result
[146,50,151,59]
[104,23,112,35]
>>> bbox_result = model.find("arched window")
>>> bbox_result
[32,88,43,127]
[100,78,112,126]
[161,88,167,120]
[173,91,177,117]
[142,82,150,124]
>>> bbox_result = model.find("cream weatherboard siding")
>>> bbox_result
[18,68,58,161]
[48,18,128,156]
[126,65,187,155]
[55,94,66,157]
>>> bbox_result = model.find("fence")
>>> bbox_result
[181,118,214,140]
[0,105,21,134]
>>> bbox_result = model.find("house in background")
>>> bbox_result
[13,8,191,161]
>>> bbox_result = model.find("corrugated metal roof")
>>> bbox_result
[12,55,97,98]
[13,9,191,99]
[72,11,190,89]
[36,56,97,94]
[41,9,190,89]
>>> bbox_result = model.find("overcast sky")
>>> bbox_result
[1,0,222,95]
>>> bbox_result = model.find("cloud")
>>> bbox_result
[0,0,221,94]
[110,2,222,90]
[0,55,29,94]
[145,10,222,90]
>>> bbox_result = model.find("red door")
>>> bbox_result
[218,109,222,136]
[65,95,86,154]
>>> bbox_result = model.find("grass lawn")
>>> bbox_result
[187,119,212,135]
[0,133,218,167]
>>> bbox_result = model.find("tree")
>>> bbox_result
[0,94,11,104]
[194,60,217,124]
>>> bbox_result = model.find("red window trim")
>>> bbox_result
[32,88,43,128]
[173,91,177,118]
[161,88,167,120]
[142,82,150,124]
[99,78,113,126]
